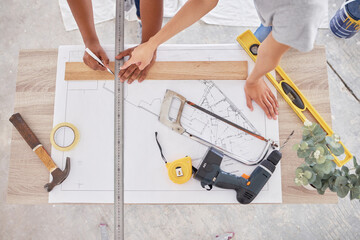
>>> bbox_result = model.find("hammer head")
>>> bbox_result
[44,157,71,192]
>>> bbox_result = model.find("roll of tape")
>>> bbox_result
[50,122,79,151]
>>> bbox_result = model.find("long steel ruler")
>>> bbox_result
[114,0,125,239]
[236,30,352,167]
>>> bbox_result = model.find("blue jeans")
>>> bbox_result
[254,24,272,42]
[135,0,140,18]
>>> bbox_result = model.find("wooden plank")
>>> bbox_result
[7,50,57,204]
[7,47,337,204]
[64,61,248,80]
[279,46,337,203]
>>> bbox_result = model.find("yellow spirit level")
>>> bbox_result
[236,30,352,166]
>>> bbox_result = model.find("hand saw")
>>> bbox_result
[236,30,352,167]
[159,89,278,166]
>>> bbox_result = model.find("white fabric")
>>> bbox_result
[58,0,328,31]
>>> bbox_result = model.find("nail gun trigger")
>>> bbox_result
[201,182,213,191]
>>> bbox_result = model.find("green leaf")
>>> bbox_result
[300,141,309,150]
[337,186,350,198]
[297,148,313,158]
[316,155,326,164]
[356,166,360,175]
[292,143,300,151]
[323,160,336,175]
[313,124,324,136]
[294,178,303,186]
[304,170,312,179]
[341,166,349,175]
[305,156,315,165]
[353,156,359,168]
[295,167,304,176]
[321,181,329,192]
[302,177,309,186]
[312,176,322,188]
[335,176,348,188]
[317,188,325,195]
[349,174,357,185]
[350,187,360,200]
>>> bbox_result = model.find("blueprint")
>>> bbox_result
[49,44,281,204]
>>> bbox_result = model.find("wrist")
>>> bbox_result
[84,37,100,48]
[246,76,260,86]
[148,35,161,49]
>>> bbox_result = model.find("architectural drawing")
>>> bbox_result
[49,44,281,204]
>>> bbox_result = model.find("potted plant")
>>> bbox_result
[293,120,360,200]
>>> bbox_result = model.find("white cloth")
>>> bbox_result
[58,0,328,31]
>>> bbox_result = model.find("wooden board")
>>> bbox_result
[7,47,337,204]
[64,61,248,80]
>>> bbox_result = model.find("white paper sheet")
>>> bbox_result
[49,44,282,204]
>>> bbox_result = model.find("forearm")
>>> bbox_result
[149,0,218,47]
[140,0,163,43]
[247,33,290,83]
[67,0,99,46]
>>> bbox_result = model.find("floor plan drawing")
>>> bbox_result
[49,44,281,204]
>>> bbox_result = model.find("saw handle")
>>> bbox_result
[9,113,41,149]
[159,90,186,134]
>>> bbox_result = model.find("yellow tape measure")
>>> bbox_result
[50,122,80,151]
[166,156,193,184]
[236,30,352,166]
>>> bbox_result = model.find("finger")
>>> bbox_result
[138,72,146,83]
[121,64,138,80]
[267,93,278,115]
[262,98,276,120]
[121,58,137,70]
[259,100,272,119]
[245,94,253,111]
[85,56,106,71]
[99,51,109,67]
[118,69,127,82]
[115,48,132,60]
[268,90,279,108]
[128,68,141,84]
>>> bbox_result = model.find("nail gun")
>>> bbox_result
[194,147,282,204]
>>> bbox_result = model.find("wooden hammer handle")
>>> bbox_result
[9,113,41,150]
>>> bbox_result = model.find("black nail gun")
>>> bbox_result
[194,147,282,204]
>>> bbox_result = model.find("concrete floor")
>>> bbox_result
[1,0,360,239]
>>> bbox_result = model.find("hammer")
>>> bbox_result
[9,113,71,192]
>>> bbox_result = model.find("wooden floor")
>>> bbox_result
[0,0,359,239]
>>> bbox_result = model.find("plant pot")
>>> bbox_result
[303,184,316,191]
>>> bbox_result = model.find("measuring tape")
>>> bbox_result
[236,30,352,166]
[114,0,125,239]
[155,132,193,184]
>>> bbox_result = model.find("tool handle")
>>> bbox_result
[9,113,41,149]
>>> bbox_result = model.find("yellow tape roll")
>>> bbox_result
[50,122,79,151]
[166,156,193,184]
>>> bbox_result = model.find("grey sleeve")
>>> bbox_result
[271,2,326,52]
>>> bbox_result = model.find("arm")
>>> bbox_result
[244,32,290,120]
[116,0,163,83]
[67,0,109,70]
[121,0,219,70]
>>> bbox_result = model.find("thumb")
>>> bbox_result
[115,49,131,60]
[246,94,253,111]
[121,58,136,70]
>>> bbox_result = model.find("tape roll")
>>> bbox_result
[50,122,79,151]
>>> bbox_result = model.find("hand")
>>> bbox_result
[121,41,157,71]
[244,79,279,120]
[116,45,157,84]
[83,42,109,71]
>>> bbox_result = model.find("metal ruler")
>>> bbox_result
[114,0,125,239]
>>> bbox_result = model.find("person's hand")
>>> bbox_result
[120,41,157,71]
[244,78,279,120]
[83,42,109,71]
[116,45,157,84]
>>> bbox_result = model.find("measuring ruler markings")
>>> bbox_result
[114,0,125,239]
